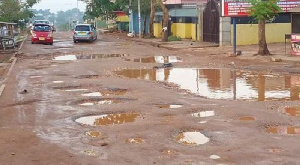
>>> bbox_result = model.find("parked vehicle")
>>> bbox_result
[73,24,97,43]
[31,24,53,45]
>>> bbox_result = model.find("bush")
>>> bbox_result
[168,35,182,42]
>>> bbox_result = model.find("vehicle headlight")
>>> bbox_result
[32,33,37,37]
[47,33,52,37]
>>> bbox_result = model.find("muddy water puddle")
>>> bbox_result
[156,104,183,109]
[285,106,300,116]
[125,138,145,144]
[267,126,300,135]
[75,113,140,126]
[78,98,131,105]
[175,131,210,145]
[53,54,127,61]
[127,56,182,63]
[191,111,215,118]
[86,131,101,138]
[115,68,300,101]
[81,89,127,97]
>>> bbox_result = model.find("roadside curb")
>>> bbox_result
[0,35,26,97]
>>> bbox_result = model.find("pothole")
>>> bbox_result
[75,75,103,79]
[52,85,89,92]
[77,98,133,105]
[52,81,64,84]
[156,104,183,109]
[125,138,145,144]
[266,126,300,135]
[81,89,128,97]
[75,113,140,126]
[115,68,300,101]
[54,54,128,61]
[191,111,215,117]
[128,56,182,63]
[210,155,221,160]
[239,116,255,121]
[284,106,300,116]
[175,131,210,145]
[86,131,102,138]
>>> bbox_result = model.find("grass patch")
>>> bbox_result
[168,35,182,42]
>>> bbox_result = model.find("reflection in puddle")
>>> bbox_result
[76,54,127,59]
[239,116,255,121]
[52,81,64,84]
[75,113,140,126]
[192,111,215,117]
[79,99,120,105]
[210,155,221,159]
[30,76,42,78]
[82,92,102,97]
[156,104,183,109]
[65,89,88,92]
[53,55,77,61]
[131,56,182,63]
[86,131,101,138]
[176,132,210,145]
[125,138,145,144]
[285,106,300,116]
[267,126,300,135]
[115,68,300,101]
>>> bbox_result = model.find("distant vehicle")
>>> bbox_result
[31,23,53,45]
[73,24,97,43]
[30,20,55,31]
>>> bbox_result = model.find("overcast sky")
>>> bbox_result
[32,0,86,13]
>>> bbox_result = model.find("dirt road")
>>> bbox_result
[0,32,300,164]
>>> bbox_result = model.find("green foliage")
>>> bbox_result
[249,0,281,22]
[0,0,39,24]
[168,35,182,42]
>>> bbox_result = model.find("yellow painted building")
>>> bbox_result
[231,23,291,45]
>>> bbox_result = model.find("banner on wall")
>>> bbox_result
[221,0,300,17]
[291,34,300,55]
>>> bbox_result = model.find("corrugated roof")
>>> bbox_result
[156,8,198,17]
[289,5,300,12]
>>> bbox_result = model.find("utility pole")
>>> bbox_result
[138,0,141,38]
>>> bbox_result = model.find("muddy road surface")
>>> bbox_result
[0,32,300,164]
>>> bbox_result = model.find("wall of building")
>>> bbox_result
[231,23,291,45]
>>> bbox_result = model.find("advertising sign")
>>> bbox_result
[291,33,300,55]
[222,0,300,17]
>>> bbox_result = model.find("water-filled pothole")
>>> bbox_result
[125,138,145,144]
[81,89,128,97]
[266,126,300,135]
[156,104,183,109]
[75,75,103,79]
[191,111,215,117]
[75,113,140,126]
[285,106,300,116]
[77,98,132,106]
[86,131,101,138]
[239,116,255,121]
[175,131,210,145]
[128,56,182,63]
[115,68,300,101]
[54,54,127,61]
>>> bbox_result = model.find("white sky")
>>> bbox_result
[32,0,86,13]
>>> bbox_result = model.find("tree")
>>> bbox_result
[158,0,169,42]
[249,0,281,55]
[149,0,155,37]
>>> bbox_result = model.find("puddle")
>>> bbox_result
[266,126,300,135]
[76,54,127,59]
[125,138,145,144]
[192,111,215,118]
[198,121,207,124]
[175,131,210,145]
[156,104,183,109]
[162,149,177,155]
[53,55,77,61]
[30,76,42,78]
[78,98,130,105]
[86,131,101,138]
[131,56,182,63]
[76,75,102,79]
[75,113,140,126]
[65,89,88,92]
[285,106,300,116]
[210,155,221,160]
[115,68,300,101]
[82,92,102,97]
[239,116,255,121]
[52,81,64,84]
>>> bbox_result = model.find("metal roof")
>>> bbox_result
[156,8,198,17]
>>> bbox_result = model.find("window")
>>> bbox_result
[75,25,90,31]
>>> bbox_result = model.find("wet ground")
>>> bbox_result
[0,32,300,164]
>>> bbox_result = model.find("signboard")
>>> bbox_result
[291,33,300,55]
[222,0,300,17]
